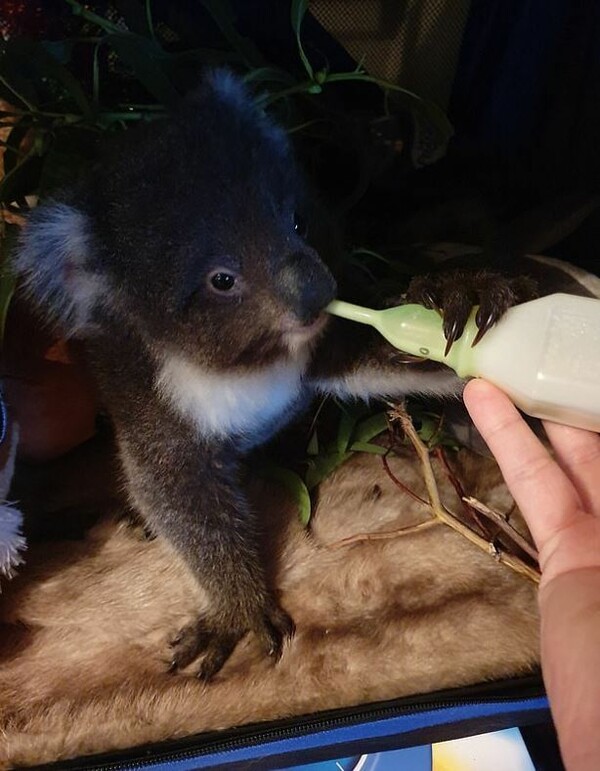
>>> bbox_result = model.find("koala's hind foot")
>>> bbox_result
[406,270,538,352]
[169,601,294,681]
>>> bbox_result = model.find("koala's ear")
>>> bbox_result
[198,68,289,153]
[202,68,254,112]
[15,202,107,336]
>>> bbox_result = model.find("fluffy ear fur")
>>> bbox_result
[15,202,107,336]
[194,68,289,156]
[0,425,25,580]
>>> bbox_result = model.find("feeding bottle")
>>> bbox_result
[327,293,600,432]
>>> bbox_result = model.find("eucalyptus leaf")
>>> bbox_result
[115,0,154,38]
[41,40,75,65]
[290,0,313,79]
[4,39,94,121]
[352,412,388,444]
[326,72,453,149]
[170,48,239,66]
[349,441,388,455]
[258,464,312,526]
[305,451,351,491]
[0,44,39,110]
[243,67,297,87]
[105,33,179,106]
[199,0,264,68]
[336,409,358,454]
[65,0,124,34]
[306,429,319,456]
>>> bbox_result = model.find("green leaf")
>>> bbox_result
[115,0,154,38]
[336,409,358,454]
[0,45,39,110]
[290,0,313,79]
[306,429,319,456]
[2,39,94,121]
[417,415,438,444]
[349,441,388,455]
[92,41,102,107]
[170,47,240,66]
[243,67,297,87]
[65,0,124,34]
[105,33,179,106]
[352,412,388,444]
[326,72,454,150]
[41,40,75,65]
[259,464,312,526]
[199,0,264,68]
[305,452,351,491]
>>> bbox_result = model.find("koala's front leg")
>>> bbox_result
[406,269,538,350]
[310,268,538,402]
[118,424,293,681]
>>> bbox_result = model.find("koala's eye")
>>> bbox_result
[209,272,236,292]
[293,211,307,238]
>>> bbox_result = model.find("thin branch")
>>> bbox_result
[433,445,490,536]
[389,405,541,584]
[463,496,539,562]
[0,76,35,113]
[381,451,429,506]
[328,518,440,550]
[145,0,156,41]
[64,0,124,34]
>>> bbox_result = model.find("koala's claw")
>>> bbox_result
[260,604,295,660]
[406,270,538,351]
[473,306,498,346]
[168,603,294,680]
[443,307,471,356]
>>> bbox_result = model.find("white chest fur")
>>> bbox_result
[155,354,307,440]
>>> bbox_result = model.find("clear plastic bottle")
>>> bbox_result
[327,293,600,432]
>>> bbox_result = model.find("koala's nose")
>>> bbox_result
[278,250,337,324]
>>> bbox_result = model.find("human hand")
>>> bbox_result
[463,379,600,771]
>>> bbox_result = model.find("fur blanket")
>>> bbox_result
[0,445,539,768]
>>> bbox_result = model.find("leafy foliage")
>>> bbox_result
[0,0,452,209]
[305,406,388,494]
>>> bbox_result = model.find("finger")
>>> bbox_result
[542,421,600,518]
[463,379,587,551]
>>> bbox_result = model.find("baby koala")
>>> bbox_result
[16,70,531,679]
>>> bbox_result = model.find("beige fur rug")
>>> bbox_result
[0,445,539,768]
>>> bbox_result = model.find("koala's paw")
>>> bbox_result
[168,600,294,681]
[406,270,538,352]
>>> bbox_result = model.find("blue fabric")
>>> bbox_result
[136,696,549,770]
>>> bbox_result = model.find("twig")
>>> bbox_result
[328,518,440,550]
[389,405,541,584]
[433,445,490,536]
[0,76,35,113]
[381,451,428,505]
[463,496,539,563]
